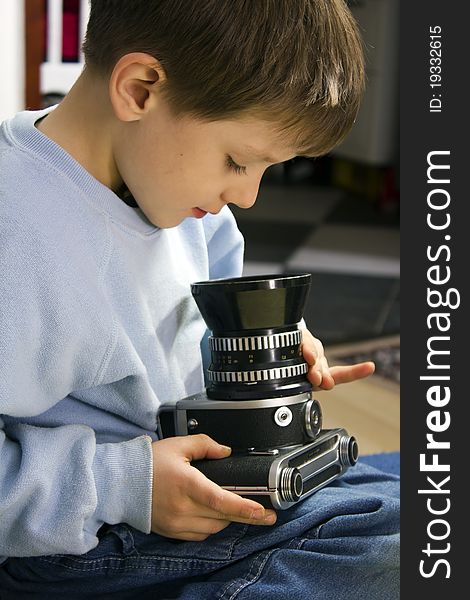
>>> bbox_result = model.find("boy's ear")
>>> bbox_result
[109,53,166,122]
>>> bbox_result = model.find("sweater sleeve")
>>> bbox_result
[0,226,152,558]
[0,422,152,558]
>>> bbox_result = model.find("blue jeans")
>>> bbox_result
[0,461,399,599]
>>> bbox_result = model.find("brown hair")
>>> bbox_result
[83,0,364,156]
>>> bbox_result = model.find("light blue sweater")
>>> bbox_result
[0,108,244,559]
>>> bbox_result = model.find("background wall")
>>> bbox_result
[0,1,25,122]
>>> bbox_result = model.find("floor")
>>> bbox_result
[231,160,400,456]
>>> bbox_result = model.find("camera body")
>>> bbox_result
[158,392,357,509]
[158,273,358,509]
[158,390,322,450]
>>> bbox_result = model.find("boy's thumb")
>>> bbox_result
[186,434,232,461]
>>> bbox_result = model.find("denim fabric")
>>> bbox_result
[0,461,399,599]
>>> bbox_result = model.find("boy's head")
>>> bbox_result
[83,0,364,157]
[79,0,364,227]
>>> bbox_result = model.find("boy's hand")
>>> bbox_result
[301,328,375,390]
[150,435,277,541]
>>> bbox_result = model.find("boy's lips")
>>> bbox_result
[192,207,208,218]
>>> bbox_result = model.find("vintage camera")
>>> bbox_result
[158,273,358,509]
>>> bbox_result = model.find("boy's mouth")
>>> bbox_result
[192,207,208,219]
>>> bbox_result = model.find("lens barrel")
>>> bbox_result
[280,467,304,503]
[191,274,312,400]
[339,435,359,466]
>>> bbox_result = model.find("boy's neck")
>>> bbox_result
[36,69,123,193]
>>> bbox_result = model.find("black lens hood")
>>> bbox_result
[191,273,311,335]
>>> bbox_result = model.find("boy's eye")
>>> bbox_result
[226,155,247,176]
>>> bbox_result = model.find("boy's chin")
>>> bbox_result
[137,208,182,229]
[161,214,208,229]
[140,206,205,229]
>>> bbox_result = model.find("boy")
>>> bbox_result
[0,1,399,597]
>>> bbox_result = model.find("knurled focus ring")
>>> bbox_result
[207,362,308,383]
[209,330,302,352]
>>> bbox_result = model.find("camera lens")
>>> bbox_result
[191,274,312,400]
[339,435,359,466]
[279,467,303,503]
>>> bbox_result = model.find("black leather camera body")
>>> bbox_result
[158,273,358,509]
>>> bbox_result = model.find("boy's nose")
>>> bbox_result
[224,184,259,210]
[235,194,257,210]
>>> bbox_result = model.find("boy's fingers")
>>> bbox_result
[308,356,334,389]
[308,365,323,386]
[329,361,375,385]
[179,434,232,462]
[164,518,234,542]
[310,361,375,389]
[189,470,277,524]
[302,343,317,365]
[178,517,232,537]
[301,329,325,363]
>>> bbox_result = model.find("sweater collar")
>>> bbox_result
[5,107,161,236]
